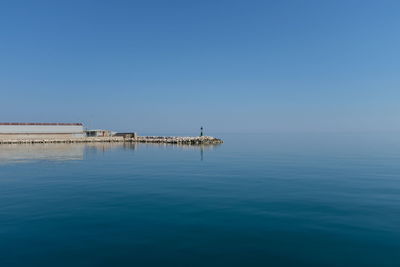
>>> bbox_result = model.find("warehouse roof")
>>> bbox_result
[0,123,82,126]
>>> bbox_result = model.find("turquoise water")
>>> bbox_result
[1,133,400,266]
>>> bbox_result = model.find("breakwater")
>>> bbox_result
[0,136,223,145]
[135,136,223,144]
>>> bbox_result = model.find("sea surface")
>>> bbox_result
[1,133,400,266]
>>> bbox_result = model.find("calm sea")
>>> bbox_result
[1,133,400,266]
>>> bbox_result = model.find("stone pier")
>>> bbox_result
[0,136,223,145]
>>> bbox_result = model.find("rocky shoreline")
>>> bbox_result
[135,136,223,144]
[0,136,223,145]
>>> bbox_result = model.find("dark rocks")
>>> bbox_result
[0,136,224,145]
[133,136,224,145]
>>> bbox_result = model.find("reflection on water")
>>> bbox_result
[0,144,85,163]
[1,134,400,266]
[0,142,221,164]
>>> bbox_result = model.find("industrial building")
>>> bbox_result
[0,123,85,140]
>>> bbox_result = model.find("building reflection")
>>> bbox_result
[0,142,220,164]
[0,143,86,163]
[84,142,136,155]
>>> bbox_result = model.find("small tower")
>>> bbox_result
[200,126,204,137]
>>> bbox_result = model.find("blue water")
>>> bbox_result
[1,133,400,266]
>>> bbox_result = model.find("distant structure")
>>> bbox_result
[114,132,137,139]
[0,122,223,145]
[85,129,113,137]
[0,123,85,140]
[0,122,139,141]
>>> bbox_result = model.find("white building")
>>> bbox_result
[0,123,85,140]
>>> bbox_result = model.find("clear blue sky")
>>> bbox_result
[1,0,399,134]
